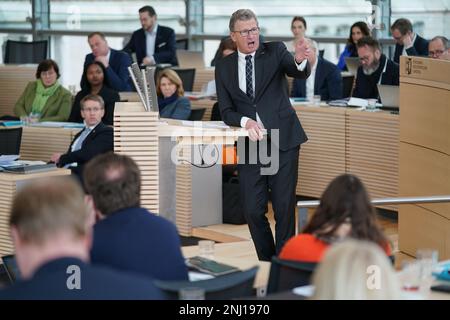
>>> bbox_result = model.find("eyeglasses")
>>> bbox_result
[429,50,445,57]
[41,70,56,77]
[82,107,103,113]
[233,27,260,37]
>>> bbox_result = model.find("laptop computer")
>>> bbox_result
[1,255,21,284]
[344,57,361,76]
[176,50,205,69]
[377,84,400,110]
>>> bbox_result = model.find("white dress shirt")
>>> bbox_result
[238,50,307,128]
[402,33,417,56]
[305,58,318,100]
[145,24,158,63]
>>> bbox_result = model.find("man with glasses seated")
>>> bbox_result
[50,94,113,183]
[352,36,399,100]
[428,36,450,60]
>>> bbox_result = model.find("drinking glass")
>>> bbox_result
[198,240,215,259]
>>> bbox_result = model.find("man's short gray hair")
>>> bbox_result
[431,36,449,50]
[305,38,319,54]
[229,9,258,32]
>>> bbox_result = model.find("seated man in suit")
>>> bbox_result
[50,94,113,183]
[391,18,429,64]
[0,176,163,299]
[428,36,450,60]
[124,5,178,66]
[81,32,132,91]
[84,152,189,281]
[291,38,343,101]
[353,36,399,100]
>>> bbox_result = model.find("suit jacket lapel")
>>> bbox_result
[254,45,266,101]
[228,53,248,100]
[314,59,323,94]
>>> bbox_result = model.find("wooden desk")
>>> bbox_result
[0,169,71,256]
[20,126,81,161]
[293,103,399,210]
[0,64,36,117]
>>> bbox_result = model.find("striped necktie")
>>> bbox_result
[245,55,254,99]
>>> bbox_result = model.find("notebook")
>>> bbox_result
[345,57,361,76]
[186,256,239,276]
[377,84,399,110]
[3,163,57,174]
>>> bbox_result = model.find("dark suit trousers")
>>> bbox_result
[238,140,299,261]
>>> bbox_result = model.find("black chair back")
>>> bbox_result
[188,108,206,121]
[173,68,196,92]
[266,256,317,294]
[319,49,325,58]
[176,38,189,50]
[210,102,221,121]
[0,127,22,155]
[4,40,48,64]
[154,266,258,300]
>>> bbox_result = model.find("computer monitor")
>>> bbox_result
[344,57,361,76]
[1,255,21,284]
[377,84,399,110]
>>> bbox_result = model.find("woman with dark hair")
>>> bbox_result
[279,174,391,263]
[68,61,119,125]
[337,21,371,70]
[156,68,191,120]
[210,36,237,66]
[14,59,72,121]
[284,16,308,53]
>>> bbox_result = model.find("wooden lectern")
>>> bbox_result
[399,56,450,259]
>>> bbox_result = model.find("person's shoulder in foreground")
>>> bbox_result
[0,256,164,300]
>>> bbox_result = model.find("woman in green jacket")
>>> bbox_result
[14,59,72,122]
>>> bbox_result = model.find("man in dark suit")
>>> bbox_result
[81,32,132,91]
[215,9,310,261]
[353,36,399,100]
[391,18,429,64]
[123,5,178,66]
[0,176,163,300]
[50,94,113,183]
[84,152,188,281]
[291,38,342,101]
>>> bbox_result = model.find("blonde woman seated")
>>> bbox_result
[279,174,392,263]
[14,59,71,122]
[156,69,191,120]
[311,239,401,300]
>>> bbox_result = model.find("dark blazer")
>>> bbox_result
[124,25,178,66]
[215,41,310,151]
[291,57,343,101]
[353,54,399,100]
[90,207,188,281]
[159,96,191,120]
[81,48,132,92]
[0,257,163,300]
[58,122,113,179]
[68,86,120,126]
[393,34,429,63]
